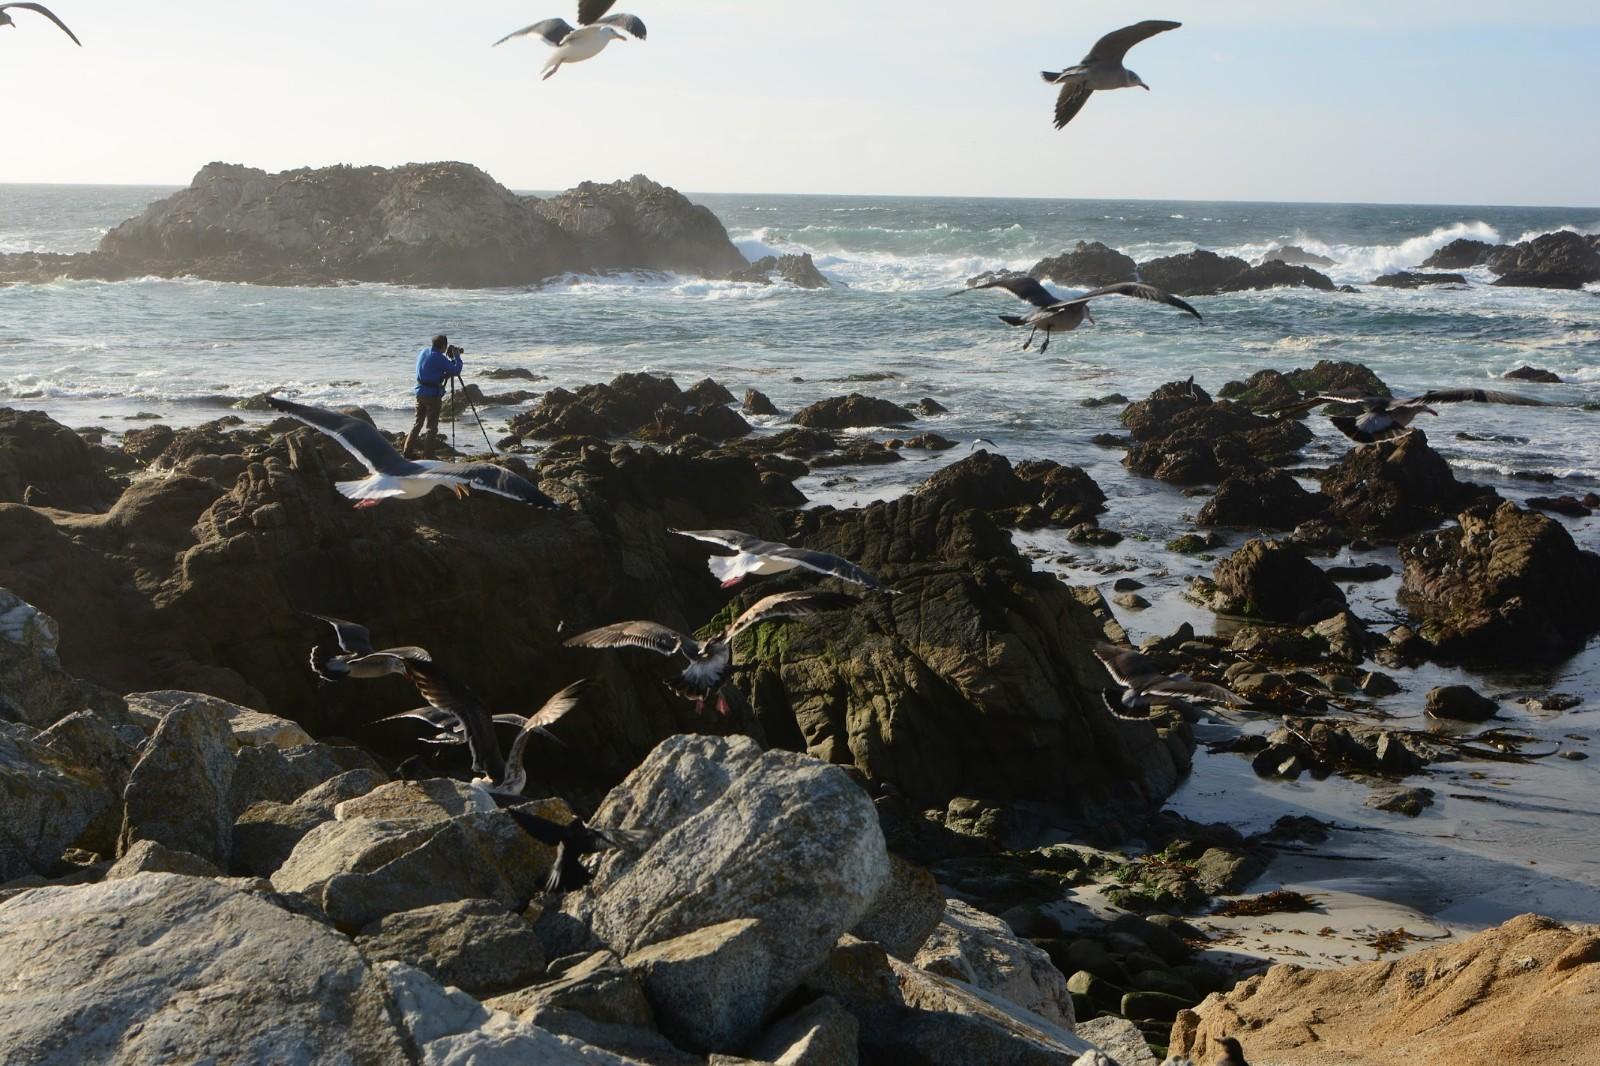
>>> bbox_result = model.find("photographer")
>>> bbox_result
[402,334,464,459]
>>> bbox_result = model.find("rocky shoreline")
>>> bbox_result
[2,363,1597,1064]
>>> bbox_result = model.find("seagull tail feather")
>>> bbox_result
[1040,70,1063,83]
[998,315,1027,327]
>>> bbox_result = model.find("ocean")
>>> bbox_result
[4,183,1600,950]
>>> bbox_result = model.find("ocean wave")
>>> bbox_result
[1211,221,1504,283]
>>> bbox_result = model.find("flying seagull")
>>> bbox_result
[953,277,1201,353]
[497,680,590,796]
[0,3,81,45]
[1093,642,1245,718]
[266,397,556,508]
[565,591,859,714]
[504,805,653,893]
[398,655,512,786]
[306,614,433,684]
[672,529,890,591]
[1272,388,1549,444]
[1042,20,1180,130]
[493,1,646,80]
[376,706,531,746]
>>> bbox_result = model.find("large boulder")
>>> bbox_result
[916,451,1106,529]
[792,393,917,429]
[1257,245,1336,268]
[231,767,387,877]
[356,899,546,998]
[1283,360,1390,399]
[1399,500,1600,661]
[0,409,121,513]
[0,874,411,1062]
[576,735,890,1052]
[1169,913,1600,1066]
[1136,250,1249,296]
[1320,430,1490,538]
[508,372,748,441]
[1218,261,1336,292]
[1197,471,1328,530]
[1422,237,1500,269]
[913,899,1075,1028]
[727,253,833,289]
[1122,381,1311,486]
[0,590,92,729]
[1370,271,1467,288]
[117,697,239,867]
[0,725,122,882]
[1030,242,1137,287]
[1489,230,1600,289]
[535,173,748,278]
[1212,539,1348,624]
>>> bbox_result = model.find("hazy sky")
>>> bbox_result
[3,0,1597,205]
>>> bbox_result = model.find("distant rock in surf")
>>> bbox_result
[1137,249,1251,296]
[1255,244,1336,268]
[1421,237,1502,270]
[1029,241,1137,288]
[1489,230,1600,290]
[1371,270,1468,288]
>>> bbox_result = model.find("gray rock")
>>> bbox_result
[228,741,384,818]
[745,996,859,1066]
[0,873,410,1063]
[334,777,500,824]
[1074,1015,1160,1066]
[231,767,388,877]
[914,899,1075,1028]
[118,698,238,867]
[0,590,84,729]
[1425,685,1498,723]
[106,839,223,880]
[0,726,120,881]
[356,899,545,998]
[1366,786,1435,817]
[623,917,772,1053]
[120,690,306,747]
[488,948,655,1030]
[852,853,945,959]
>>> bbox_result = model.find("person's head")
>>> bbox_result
[431,334,448,353]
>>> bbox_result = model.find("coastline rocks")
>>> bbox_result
[792,393,917,430]
[1122,381,1312,486]
[913,899,1075,1028]
[1218,261,1336,292]
[0,591,93,729]
[1370,271,1467,288]
[1489,230,1600,289]
[743,389,779,416]
[1424,685,1498,723]
[1212,539,1347,624]
[0,409,122,513]
[1505,365,1562,384]
[1136,250,1250,296]
[727,252,832,289]
[117,696,238,868]
[1398,500,1600,661]
[1320,430,1491,538]
[1422,237,1500,269]
[537,174,748,278]
[1197,471,1328,531]
[1257,245,1336,268]
[0,726,123,882]
[1283,360,1390,398]
[1170,913,1600,1066]
[1215,369,1303,412]
[508,372,749,441]
[0,873,411,1062]
[1030,241,1137,287]
[356,899,546,999]
[917,451,1107,530]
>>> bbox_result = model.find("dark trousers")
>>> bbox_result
[403,394,443,459]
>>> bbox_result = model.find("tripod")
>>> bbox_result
[447,375,498,456]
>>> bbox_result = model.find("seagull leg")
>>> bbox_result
[1022,328,1035,351]
[353,499,381,510]
[715,693,731,716]
[1039,331,1052,354]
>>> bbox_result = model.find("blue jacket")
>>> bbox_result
[414,347,463,398]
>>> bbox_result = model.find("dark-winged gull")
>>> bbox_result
[494,1,646,80]
[267,396,470,507]
[398,655,510,786]
[376,706,531,746]
[307,614,433,683]
[419,460,561,509]
[1273,388,1549,444]
[497,680,589,796]
[504,805,653,893]
[565,590,859,715]
[672,529,890,591]
[953,277,1201,353]
[1093,642,1245,718]
[0,3,81,44]
[1042,20,1180,130]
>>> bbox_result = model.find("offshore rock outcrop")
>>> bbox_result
[0,164,747,287]
[1489,230,1600,290]
[1030,241,1138,288]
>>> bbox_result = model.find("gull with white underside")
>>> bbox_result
[494,0,646,80]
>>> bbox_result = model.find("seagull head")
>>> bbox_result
[603,27,627,41]
[1127,71,1149,90]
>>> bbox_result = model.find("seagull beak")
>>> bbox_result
[1424,407,1440,417]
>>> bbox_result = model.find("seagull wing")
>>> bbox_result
[505,679,590,773]
[671,528,782,554]
[376,706,460,730]
[1092,643,1153,689]
[266,396,421,478]
[494,18,574,47]
[421,462,560,508]
[1083,20,1181,64]
[1063,281,1202,320]
[2,3,81,45]
[307,613,376,655]
[1407,389,1549,408]
[1269,392,1381,418]
[576,0,617,24]
[955,275,1062,309]
[597,13,646,38]
[727,590,860,639]
[564,621,697,658]
[1144,678,1246,706]
[399,657,507,785]
[1052,77,1094,131]
[767,546,889,592]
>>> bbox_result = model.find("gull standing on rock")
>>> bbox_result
[1272,388,1550,444]
[1042,19,1180,129]
[952,277,1201,353]
[0,3,81,45]
[494,0,646,80]
[1093,642,1245,718]
[672,529,890,591]
[564,591,859,715]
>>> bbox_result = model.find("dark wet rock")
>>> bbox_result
[681,378,735,407]
[917,398,949,416]
[1504,366,1563,384]
[480,366,542,381]
[1309,611,1370,664]
[742,388,778,416]
[1167,533,1215,555]
[1080,393,1130,409]
[534,173,750,278]
[1399,500,1600,661]
[1371,271,1468,288]
[901,432,957,451]
[1422,238,1500,270]
[1258,245,1336,268]
[1321,430,1493,538]
[1291,519,1349,553]
[808,440,903,468]
[1489,230,1600,289]
[1136,250,1250,296]
[0,408,122,513]
[1229,626,1325,664]
[1366,786,1434,817]
[1122,380,1312,486]
[792,393,917,430]
[1212,539,1348,624]
[1324,562,1393,582]
[1359,671,1401,697]
[1198,471,1328,531]
[726,252,833,288]
[1523,693,1582,712]
[917,451,1105,531]
[1283,360,1391,399]
[1030,241,1137,287]
[1527,495,1592,517]
[1425,685,1499,723]
[1216,369,1303,412]
[508,372,747,441]
[1218,262,1336,292]
[639,403,753,444]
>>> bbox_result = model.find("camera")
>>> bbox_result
[447,344,465,358]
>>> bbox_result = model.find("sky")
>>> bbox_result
[1,0,1597,206]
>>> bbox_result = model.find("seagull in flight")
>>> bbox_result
[1042,20,1180,130]
[564,591,858,715]
[0,3,81,45]
[306,614,433,684]
[1093,643,1245,719]
[504,805,653,893]
[672,529,890,591]
[1272,388,1549,444]
[494,0,646,80]
[952,277,1200,353]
